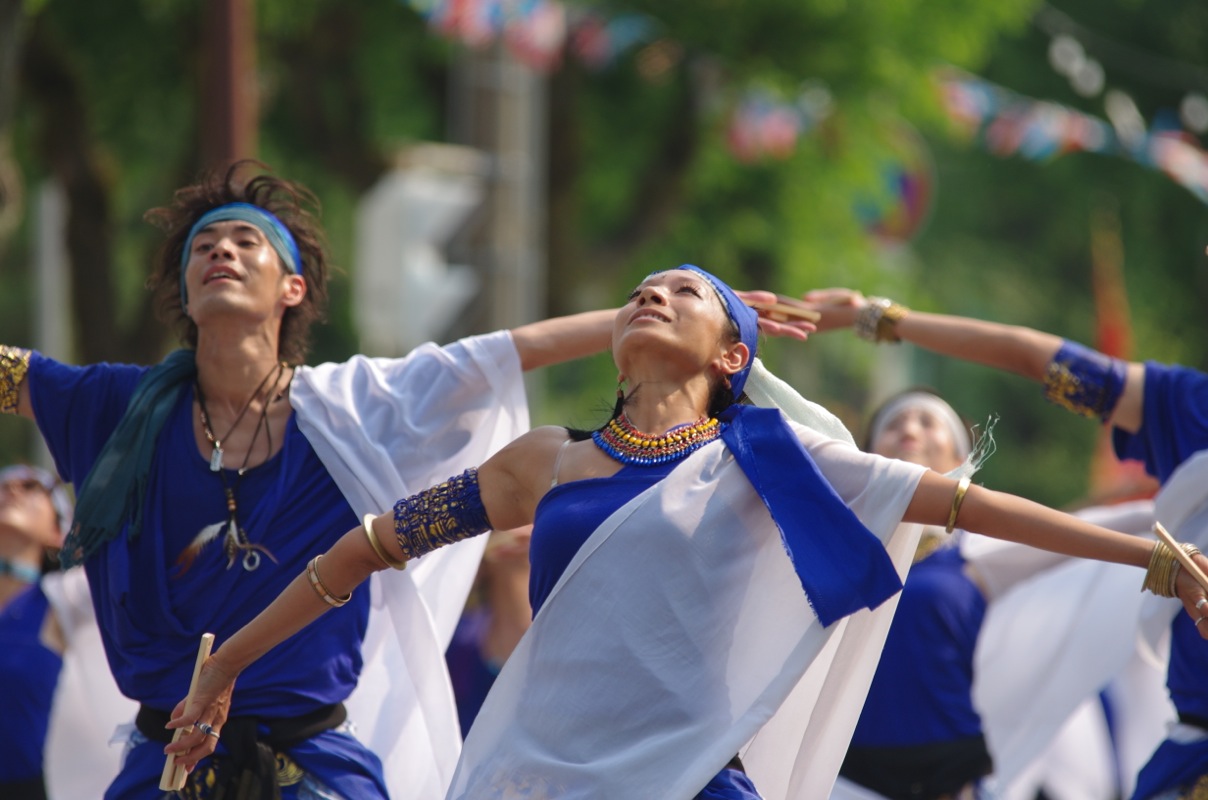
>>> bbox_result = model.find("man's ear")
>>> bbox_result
[281,274,307,308]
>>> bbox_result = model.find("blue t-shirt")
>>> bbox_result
[1113,361,1208,721]
[0,583,61,783]
[28,354,365,716]
[849,546,987,748]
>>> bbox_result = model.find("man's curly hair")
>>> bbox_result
[144,161,331,365]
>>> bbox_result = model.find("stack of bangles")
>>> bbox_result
[854,297,910,344]
[1143,541,1202,598]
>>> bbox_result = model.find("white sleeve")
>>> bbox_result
[793,423,928,541]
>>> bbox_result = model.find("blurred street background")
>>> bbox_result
[1,0,1206,509]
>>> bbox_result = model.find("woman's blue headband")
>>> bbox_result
[179,202,302,306]
[672,264,759,396]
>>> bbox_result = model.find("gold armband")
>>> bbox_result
[0,346,31,415]
[363,513,407,570]
[945,476,972,534]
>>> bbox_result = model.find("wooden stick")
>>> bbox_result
[1154,522,1208,594]
[159,632,215,792]
[747,300,822,322]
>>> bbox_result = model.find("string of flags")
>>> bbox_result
[402,1,1208,207]
[938,70,1208,206]
[408,0,655,71]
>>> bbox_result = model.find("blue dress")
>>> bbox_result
[842,545,991,799]
[530,456,761,800]
[446,606,500,737]
[28,354,387,799]
[1112,362,1208,799]
[0,583,62,795]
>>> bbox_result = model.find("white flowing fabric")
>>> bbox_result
[42,568,137,800]
[448,402,927,800]
[291,330,529,800]
[966,500,1164,797]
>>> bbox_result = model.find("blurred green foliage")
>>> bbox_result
[1,0,1206,511]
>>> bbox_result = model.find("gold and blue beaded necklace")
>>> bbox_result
[592,413,724,466]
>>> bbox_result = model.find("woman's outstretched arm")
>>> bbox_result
[905,470,1208,627]
[162,427,561,770]
[797,288,1146,433]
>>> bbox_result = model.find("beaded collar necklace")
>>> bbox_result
[592,413,723,466]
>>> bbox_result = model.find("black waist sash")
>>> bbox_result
[840,735,993,800]
[137,702,346,800]
[1179,710,1208,732]
[0,776,48,800]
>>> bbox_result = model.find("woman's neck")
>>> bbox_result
[621,382,712,434]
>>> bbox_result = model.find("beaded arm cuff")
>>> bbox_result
[394,468,492,560]
[0,346,31,415]
[1042,340,1127,422]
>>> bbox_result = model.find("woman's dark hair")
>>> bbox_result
[144,160,331,365]
[567,313,745,441]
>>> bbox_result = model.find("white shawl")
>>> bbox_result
[292,330,529,799]
[448,403,927,799]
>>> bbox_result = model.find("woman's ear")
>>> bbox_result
[717,341,750,379]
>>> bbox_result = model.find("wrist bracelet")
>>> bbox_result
[855,297,910,343]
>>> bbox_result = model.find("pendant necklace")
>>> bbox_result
[592,413,723,466]
[181,363,285,573]
[200,364,280,472]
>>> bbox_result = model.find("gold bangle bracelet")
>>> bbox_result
[945,476,972,534]
[306,555,351,607]
[363,513,407,570]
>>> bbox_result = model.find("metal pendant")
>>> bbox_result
[209,446,224,472]
[242,550,261,572]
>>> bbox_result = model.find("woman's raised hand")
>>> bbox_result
[796,287,871,332]
[734,290,816,341]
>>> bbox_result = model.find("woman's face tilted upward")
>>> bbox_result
[612,269,749,388]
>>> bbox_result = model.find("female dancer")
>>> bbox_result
[167,267,1208,800]
[801,287,1208,800]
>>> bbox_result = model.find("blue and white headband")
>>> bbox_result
[670,265,760,397]
[179,202,302,306]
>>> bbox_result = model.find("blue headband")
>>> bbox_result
[674,265,760,396]
[179,202,302,306]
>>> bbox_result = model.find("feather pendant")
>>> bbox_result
[175,520,229,576]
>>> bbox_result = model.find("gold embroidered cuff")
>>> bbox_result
[0,346,31,415]
[394,469,491,561]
